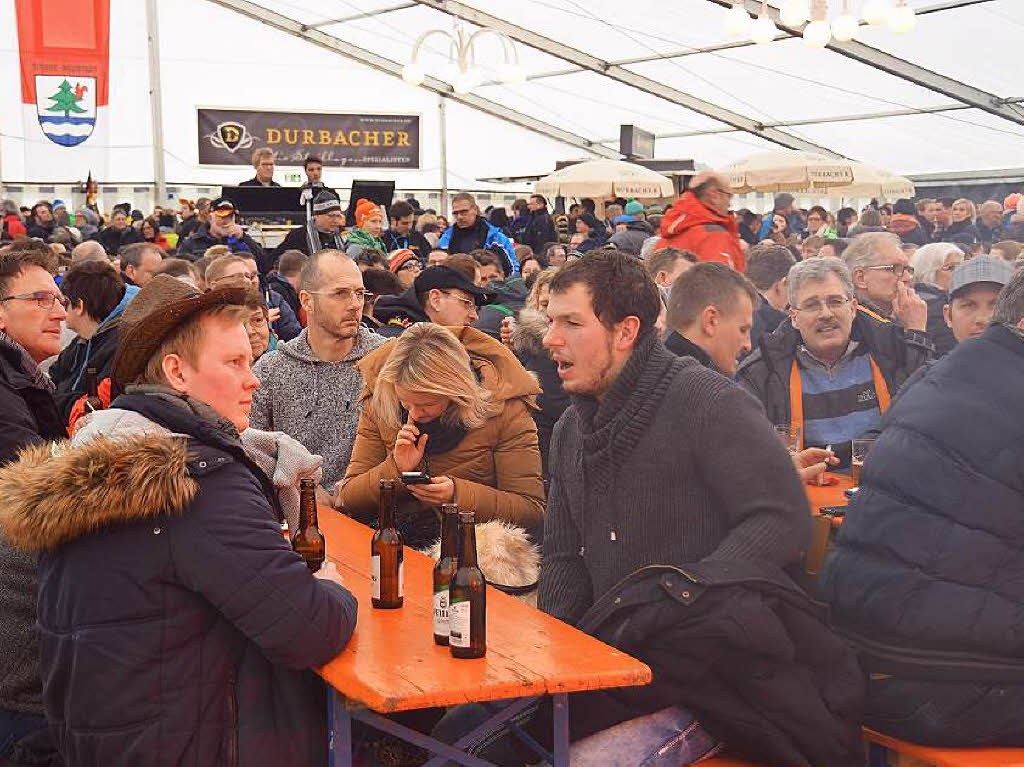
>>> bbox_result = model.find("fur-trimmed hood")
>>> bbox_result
[510,308,549,357]
[0,428,197,553]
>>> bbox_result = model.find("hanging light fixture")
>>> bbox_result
[779,0,810,27]
[886,0,916,32]
[750,0,778,43]
[862,0,891,25]
[804,0,831,47]
[723,2,752,37]
[831,0,859,40]
[401,22,525,94]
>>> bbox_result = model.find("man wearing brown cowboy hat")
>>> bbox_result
[0,275,356,767]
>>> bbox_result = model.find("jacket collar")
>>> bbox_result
[664,331,715,371]
[0,330,53,393]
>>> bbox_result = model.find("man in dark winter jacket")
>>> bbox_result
[373,265,492,337]
[25,202,56,241]
[820,268,1024,748]
[383,200,433,264]
[744,243,794,349]
[0,244,68,766]
[271,191,345,262]
[267,249,307,319]
[608,211,653,256]
[663,262,757,376]
[843,231,929,325]
[97,209,143,255]
[887,198,927,246]
[0,275,357,767]
[178,198,270,276]
[737,257,932,467]
[438,193,518,275]
[49,261,139,422]
[520,195,558,255]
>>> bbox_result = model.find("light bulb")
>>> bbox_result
[750,15,778,44]
[401,61,425,86]
[831,12,859,41]
[498,62,527,85]
[779,0,809,26]
[803,18,832,47]
[886,4,916,32]
[862,0,890,25]
[723,5,752,38]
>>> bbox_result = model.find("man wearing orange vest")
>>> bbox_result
[736,257,932,468]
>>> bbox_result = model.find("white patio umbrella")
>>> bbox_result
[721,150,914,199]
[534,159,675,200]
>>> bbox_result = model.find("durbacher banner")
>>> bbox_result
[16,0,110,149]
[198,108,421,169]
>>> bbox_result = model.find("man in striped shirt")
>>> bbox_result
[736,257,932,467]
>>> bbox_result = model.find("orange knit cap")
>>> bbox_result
[355,198,382,228]
[388,248,417,272]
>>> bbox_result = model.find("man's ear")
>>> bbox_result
[701,304,720,337]
[160,353,189,395]
[299,290,313,316]
[851,267,868,290]
[613,315,641,351]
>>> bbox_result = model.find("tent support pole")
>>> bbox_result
[439,95,449,217]
[146,0,167,209]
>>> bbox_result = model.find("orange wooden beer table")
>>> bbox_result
[315,507,652,767]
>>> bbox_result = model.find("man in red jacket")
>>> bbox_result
[656,172,745,272]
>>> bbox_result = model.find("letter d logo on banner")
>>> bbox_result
[16,0,110,148]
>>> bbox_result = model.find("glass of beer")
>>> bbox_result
[774,424,802,457]
[851,438,875,486]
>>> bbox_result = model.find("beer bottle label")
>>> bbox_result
[449,600,471,648]
[433,586,449,636]
[370,555,380,600]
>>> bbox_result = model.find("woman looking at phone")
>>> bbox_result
[337,322,544,549]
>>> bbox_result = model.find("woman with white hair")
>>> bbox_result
[911,242,963,355]
[339,322,544,551]
[943,198,981,243]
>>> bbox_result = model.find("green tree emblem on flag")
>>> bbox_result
[46,80,87,118]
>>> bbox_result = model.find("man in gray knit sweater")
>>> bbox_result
[539,249,811,627]
[251,249,385,490]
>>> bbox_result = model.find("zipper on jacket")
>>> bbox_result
[226,670,239,767]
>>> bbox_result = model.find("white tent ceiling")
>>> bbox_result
[0,0,1021,188]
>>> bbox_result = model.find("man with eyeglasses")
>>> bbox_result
[250,249,385,492]
[205,254,301,341]
[654,172,745,272]
[437,192,518,276]
[373,265,492,337]
[0,243,67,765]
[737,257,932,468]
[843,232,929,330]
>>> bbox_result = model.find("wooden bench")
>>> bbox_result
[865,729,1024,767]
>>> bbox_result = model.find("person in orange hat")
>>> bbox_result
[345,198,386,254]
[387,248,421,288]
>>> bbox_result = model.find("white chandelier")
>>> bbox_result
[401,22,526,95]
[724,0,916,47]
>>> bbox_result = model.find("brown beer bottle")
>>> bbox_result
[432,504,460,646]
[291,478,325,572]
[449,510,486,659]
[371,479,404,609]
[85,367,103,413]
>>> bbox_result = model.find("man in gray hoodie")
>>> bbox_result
[251,249,385,490]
